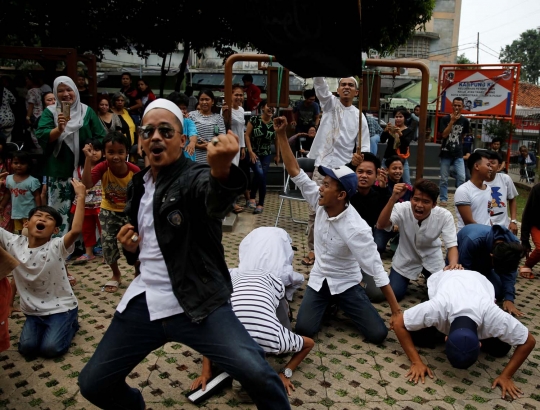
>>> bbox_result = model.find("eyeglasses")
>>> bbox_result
[138,125,180,140]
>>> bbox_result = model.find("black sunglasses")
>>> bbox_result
[138,125,180,140]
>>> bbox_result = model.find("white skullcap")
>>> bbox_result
[143,98,184,128]
[339,77,359,88]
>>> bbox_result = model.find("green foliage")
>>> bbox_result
[457,53,474,64]
[483,120,516,145]
[1,0,435,60]
[500,29,540,85]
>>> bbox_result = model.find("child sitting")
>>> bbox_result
[72,140,104,262]
[1,151,41,233]
[0,178,87,358]
[82,132,140,293]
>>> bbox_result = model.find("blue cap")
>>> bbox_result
[446,316,480,369]
[318,165,358,199]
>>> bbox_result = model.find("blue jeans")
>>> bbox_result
[130,114,141,127]
[79,293,289,410]
[485,268,517,302]
[402,159,411,184]
[389,267,433,302]
[295,280,388,344]
[439,157,466,202]
[373,228,398,253]
[249,154,272,206]
[370,135,380,155]
[18,307,79,358]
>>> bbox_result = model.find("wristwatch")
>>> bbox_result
[281,368,293,378]
[510,219,517,224]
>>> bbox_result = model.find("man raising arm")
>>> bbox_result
[275,116,401,342]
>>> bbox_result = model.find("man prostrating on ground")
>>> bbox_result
[392,269,535,400]
[274,116,401,343]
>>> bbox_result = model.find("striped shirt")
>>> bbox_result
[188,111,226,163]
[230,270,304,355]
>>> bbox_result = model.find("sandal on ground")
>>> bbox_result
[253,206,264,214]
[67,274,77,287]
[519,266,535,279]
[232,205,244,214]
[103,280,121,293]
[301,252,316,266]
[72,254,96,265]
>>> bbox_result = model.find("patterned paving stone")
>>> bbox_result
[1,191,539,409]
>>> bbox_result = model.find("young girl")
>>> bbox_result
[72,140,104,262]
[82,132,139,293]
[1,151,41,233]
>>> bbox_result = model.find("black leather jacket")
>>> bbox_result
[123,155,247,322]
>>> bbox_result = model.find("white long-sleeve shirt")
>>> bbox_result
[404,270,528,345]
[308,77,370,167]
[387,202,457,279]
[291,170,389,294]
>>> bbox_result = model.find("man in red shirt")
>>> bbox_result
[242,74,261,114]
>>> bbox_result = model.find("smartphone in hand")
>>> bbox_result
[62,102,71,121]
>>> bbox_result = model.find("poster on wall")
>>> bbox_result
[440,68,516,116]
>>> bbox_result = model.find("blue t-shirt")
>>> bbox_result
[183,118,198,161]
[463,135,473,155]
[6,175,41,219]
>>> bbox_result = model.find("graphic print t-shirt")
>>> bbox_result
[249,115,275,156]
[440,115,470,158]
[91,161,140,212]
[485,173,518,227]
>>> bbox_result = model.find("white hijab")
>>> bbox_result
[230,227,304,301]
[47,76,88,174]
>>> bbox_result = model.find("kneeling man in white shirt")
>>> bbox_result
[274,115,401,344]
[375,179,460,301]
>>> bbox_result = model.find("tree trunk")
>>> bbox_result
[159,53,167,97]
[175,41,190,92]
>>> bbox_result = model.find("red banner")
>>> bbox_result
[440,68,516,116]
[515,117,540,131]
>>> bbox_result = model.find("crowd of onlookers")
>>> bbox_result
[0,72,538,408]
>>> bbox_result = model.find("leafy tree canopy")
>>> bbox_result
[500,29,540,85]
[1,0,435,62]
[457,53,474,65]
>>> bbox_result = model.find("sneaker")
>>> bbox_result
[247,200,257,209]
[253,206,264,214]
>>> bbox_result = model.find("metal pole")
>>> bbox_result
[224,54,277,127]
[365,59,430,179]
[477,33,479,64]
[357,0,363,154]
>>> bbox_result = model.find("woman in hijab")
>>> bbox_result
[36,76,106,236]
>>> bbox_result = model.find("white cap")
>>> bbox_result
[143,98,184,128]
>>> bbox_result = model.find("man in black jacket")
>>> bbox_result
[347,152,392,302]
[79,99,291,410]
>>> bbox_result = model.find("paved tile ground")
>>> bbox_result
[1,191,539,410]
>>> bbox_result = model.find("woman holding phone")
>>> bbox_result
[36,76,106,236]
[380,106,414,184]
[188,89,226,164]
